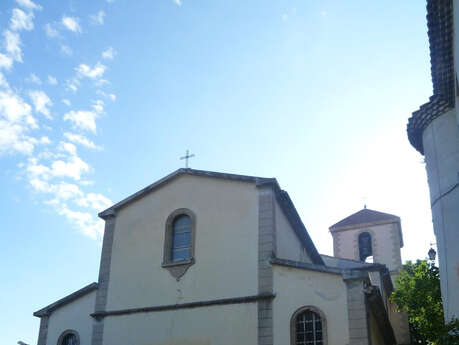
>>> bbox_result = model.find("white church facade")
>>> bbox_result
[34,169,410,345]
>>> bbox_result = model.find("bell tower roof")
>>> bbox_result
[329,208,400,232]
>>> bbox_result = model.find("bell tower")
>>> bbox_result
[329,207,410,345]
[329,207,404,273]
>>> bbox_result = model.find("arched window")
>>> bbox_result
[358,232,372,261]
[57,330,79,345]
[171,214,191,262]
[291,307,327,345]
[162,209,196,279]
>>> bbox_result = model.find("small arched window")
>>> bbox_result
[358,232,372,261]
[57,330,80,345]
[171,214,191,262]
[162,209,196,279]
[291,307,327,345]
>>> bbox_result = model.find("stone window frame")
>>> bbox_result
[57,329,80,345]
[290,305,328,345]
[161,208,196,280]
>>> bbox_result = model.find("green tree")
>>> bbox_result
[390,260,459,345]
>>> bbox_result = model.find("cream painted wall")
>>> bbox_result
[106,174,259,311]
[331,222,402,272]
[272,266,349,345]
[46,290,96,345]
[102,303,257,345]
[275,201,311,263]
[423,109,459,321]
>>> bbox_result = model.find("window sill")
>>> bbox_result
[161,258,194,268]
[161,258,195,280]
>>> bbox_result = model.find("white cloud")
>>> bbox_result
[47,75,57,85]
[10,8,34,31]
[0,73,8,88]
[63,109,97,132]
[28,90,52,118]
[76,192,112,211]
[61,16,81,33]
[92,99,104,114]
[50,155,90,180]
[76,62,106,79]
[0,53,13,70]
[25,73,41,85]
[39,136,51,144]
[58,141,77,155]
[60,45,73,56]
[0,89,38,155]
[44,23,59,38]
[66,79,78,92]
[16,0,42,11]
[101,47,115,60]
[4,30,22,62]
[64,132,101,150]
[30,179,83,200]
[96,90,116,101]
[56,204,103,239]
[0,90,34,125]
[62,99,71,106]
[173,0,182,6]
[90,11,105,25]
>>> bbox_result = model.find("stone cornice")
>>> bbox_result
[91,293,275,319]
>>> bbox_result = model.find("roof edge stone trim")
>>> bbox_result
[329,208,400,231]
[33,282,98,317]
[274,190,325,266]
[330,218,400,232]
[407,0,454,154]
[99,168,277,219]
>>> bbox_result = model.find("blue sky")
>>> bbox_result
[0,0,433,343]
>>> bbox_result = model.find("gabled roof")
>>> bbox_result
[34,282,98,317]
[329,208,403,247]
[407,0,455,154]
[99,168,276,219]
[329,208,400,230]
[99,168,324,265]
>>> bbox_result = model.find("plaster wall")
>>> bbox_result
[106,174,259,311]
[275,201,311,263]
[369,310,385,345]
[272,265,349,345]
[46,290,96,345]
[423,108,459,320]
[102,303,257,345]
[331,222,402,271]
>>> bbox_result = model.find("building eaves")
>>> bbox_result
[407,0,454,154]
[33,282,98,317]
[99,168,277,219]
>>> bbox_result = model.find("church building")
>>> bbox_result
[34,168,410,345]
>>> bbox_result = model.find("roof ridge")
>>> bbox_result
[99,168,277,218]
[329,208,399,230]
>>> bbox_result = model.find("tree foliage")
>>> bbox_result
[390,260,459,345]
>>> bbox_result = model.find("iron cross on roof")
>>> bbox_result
[180,150,195,168]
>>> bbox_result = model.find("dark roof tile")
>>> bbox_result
[329,208,399,230]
